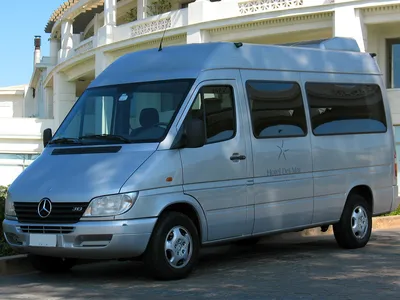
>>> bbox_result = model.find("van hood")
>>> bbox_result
[8,144,157,204]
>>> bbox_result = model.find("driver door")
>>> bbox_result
[179,75,254,241]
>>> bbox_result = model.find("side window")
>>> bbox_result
[305,82,387,135]
[187,85,236,144]
[245,80,307,138]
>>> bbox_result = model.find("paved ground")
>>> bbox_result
[1,228,399,300]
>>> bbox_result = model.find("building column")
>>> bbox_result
[44,87,54,119]
[95,51,114,77]
[104,0,117,26]
[98,0,117,46]
[187,28,210,44]
[23,87,35,117]
[59,20,74,62]
[187,0,212,26]
[93,13,100,35]
[137,0,147,20]
[50,38,61,65]
[187,0,211,43]
[53,73,76,127]
[333,6,367,52]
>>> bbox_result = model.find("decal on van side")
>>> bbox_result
[277,140,289,160]
[266,167,301,177]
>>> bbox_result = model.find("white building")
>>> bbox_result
[0,81,54,185]
[1,0,400,185]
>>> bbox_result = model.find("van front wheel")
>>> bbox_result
[333,193,372,249]
[143,211,200,280]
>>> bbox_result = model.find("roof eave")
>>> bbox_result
[29,65,47,89]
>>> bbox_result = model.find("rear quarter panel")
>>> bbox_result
[300,72,394,221]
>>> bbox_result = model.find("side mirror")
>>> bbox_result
[43,128,52,148]
[185,118,205,148]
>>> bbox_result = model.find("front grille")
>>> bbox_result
[20,225,75,234]
[14,202,88,224]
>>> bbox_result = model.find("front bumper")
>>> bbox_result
[2,218,157,260]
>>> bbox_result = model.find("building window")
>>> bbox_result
[180,0,195,8]
[387,38,400,89]
[245,80,308,138]
[305,82,387,136]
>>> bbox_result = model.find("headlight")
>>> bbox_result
[83,192,138,217]
[5,193,16,217]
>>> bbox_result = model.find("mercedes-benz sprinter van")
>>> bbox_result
[3,37,400,280]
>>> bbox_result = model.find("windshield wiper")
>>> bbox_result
[79,134,132,144]
[49,137,83,145]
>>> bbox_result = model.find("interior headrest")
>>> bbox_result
[204,98,222,114]
[140,108,159,128]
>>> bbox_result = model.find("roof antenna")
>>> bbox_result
[158,23,168,52]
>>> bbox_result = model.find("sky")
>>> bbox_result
[0,1,62,87]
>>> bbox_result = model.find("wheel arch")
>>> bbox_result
[159,201,207,243]
[154,195,208,243]
[119,191,208,243]
[346,184,374,213]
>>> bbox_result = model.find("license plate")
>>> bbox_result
[29,234,57,247]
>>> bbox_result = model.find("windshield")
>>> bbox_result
[51,79,194,145]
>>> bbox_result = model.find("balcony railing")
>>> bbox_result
[238,0,334,15]
[112,0,333,43]
[74,37,95,55]
[39,56,53,65]
[50,0,344,63]
[114,8,189,42]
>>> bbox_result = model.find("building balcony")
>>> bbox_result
[0,118,55,154]
[46,0,400,68]
[47,0,343,63]
[39,0,400,110]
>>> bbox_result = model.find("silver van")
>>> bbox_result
[3,37,400,280]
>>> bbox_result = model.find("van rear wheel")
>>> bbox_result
[28,254,76,273]
[143,211,200,280]
[333,193,372,249]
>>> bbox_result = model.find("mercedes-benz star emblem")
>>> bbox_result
[37,198,52,218]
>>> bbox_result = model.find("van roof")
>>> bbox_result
[89,39,381,88]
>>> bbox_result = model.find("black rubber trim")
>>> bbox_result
[51,146,122,155]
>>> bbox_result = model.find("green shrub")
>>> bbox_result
[0,185,7,230]
[388,204,400,216]
[0,185,16,256]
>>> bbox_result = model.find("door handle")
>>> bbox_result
[230,153,246,161]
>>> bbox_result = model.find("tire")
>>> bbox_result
[143,211,200,280]
[28,254,76,273]
[333,193,372,249]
